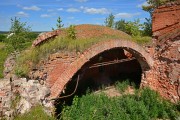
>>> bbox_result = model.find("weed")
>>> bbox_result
[115,79,130,93]
[0,42,11,78]
[60,88,180,120]
[14,105,56,120]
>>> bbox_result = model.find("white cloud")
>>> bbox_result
[23,5,41,11]
[137,1,149,8]
[57,8,63,11]
[84,8,110,14]
[40,14,51,18]
[115,12,140,18]
[75,0,88,2]
[67,8,80,12]
[16,11,29,17]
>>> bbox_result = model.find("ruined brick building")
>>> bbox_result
[0,2,180,118]
[41,2,180,102]
[143,2,180,102]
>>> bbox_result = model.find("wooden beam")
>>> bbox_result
[89,57,136,68]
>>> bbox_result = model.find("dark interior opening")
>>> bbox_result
[54,48,142,117]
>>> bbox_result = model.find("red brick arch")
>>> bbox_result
[49,39,154,99]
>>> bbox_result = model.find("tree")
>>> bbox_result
[67,25,76,39]
[124,19,142,36]
[143,18,152,36]
[6,17,31,51]
[115,19,142,36]
[52,16,64,30]
[115,19,126,32]
[104,13,115,28]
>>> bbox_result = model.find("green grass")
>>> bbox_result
[132,36,152,45]
[61,88,180,120]
[14,105,56,120]
[15,25,152,77]
[115,79,130,93]
[13,85,180,120]
[0,42,10,78]
[15,34,130,77]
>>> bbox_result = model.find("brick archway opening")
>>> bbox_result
[54,47,149,116]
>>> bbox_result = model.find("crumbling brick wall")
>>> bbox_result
[144,2,180,102]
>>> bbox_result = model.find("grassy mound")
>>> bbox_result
[15,24,150,77]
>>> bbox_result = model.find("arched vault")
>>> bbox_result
[48,39,154,99]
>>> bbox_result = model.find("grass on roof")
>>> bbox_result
[15,24,151,77]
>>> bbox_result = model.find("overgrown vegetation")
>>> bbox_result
[14,105,56,120]
[15,32,123,77]
[115,79,130,93]
[104,13,153,38]
[61,87,180,120]
[52,16,64,30]
[15,24,137,77]
[13,81,179,120]
[104,13,115,28]
[67,25,76,39]
[0,42,10,78]
[0,17,38,78]
[132,36,152,45]
[6,17,32,51]
[0,34,7,42]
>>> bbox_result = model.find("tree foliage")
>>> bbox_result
[115,19,142,36]
[67,25,76,39]
[104,13,115,28]
[143,18,152,36]
[0,34,6,42]
[6,17,31,51]
[115,19,126,32]
[52,16,64,30]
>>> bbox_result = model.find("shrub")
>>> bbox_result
[60,88,180,120]
[115,79,130,93]
[67,25,76,39]
[0,34,6,42]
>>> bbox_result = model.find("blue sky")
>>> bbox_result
[0,0,149,31]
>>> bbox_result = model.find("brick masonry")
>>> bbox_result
[44,3,180,102]
[44,40,154,99]
[143,2,180,102]
[32,29,61,47]
[28,3,180,102]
